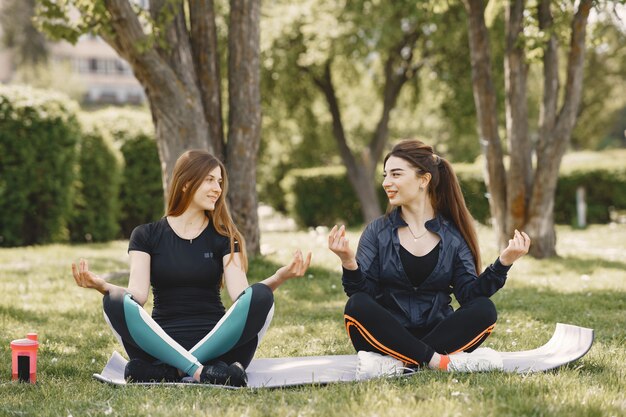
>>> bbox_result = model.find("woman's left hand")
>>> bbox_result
[275,249,312,281]
[498,229,531,266]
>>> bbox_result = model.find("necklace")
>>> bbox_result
[187,216,207,244]
[406,224,428,241]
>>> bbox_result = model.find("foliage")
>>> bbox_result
[68,127,122,243]
[555,169,626,225]
[0,84,80,247]
[10,61,87,103]
[81,108,163,238]
[1,224,625,416]
[573,13,626,149]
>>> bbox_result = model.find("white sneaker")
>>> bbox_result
[447,347,503,372]
[355,351,405,380]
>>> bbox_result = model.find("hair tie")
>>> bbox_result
[434,155,441,165]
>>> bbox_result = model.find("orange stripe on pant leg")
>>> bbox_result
[344,314,419,365]
[449,323,496,354]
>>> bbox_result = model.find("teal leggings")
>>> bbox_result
[103,283,274,376]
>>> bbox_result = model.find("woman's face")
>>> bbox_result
[382,156,426,206]
[190,165,223,211]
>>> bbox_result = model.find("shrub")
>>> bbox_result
[81,108,163,237]
[0,85,80,246]
[68,128,122,243]
[281,166,387,227]
[118,135,164,237]
[554,169,626,225]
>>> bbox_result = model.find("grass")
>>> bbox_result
[1,223,625,417]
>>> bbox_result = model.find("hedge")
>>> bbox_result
[0,85,80,246]
[279,166,626,228]
[81,108,163,238]
[68,127,122,243]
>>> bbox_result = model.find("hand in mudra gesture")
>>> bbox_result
[499,230,531,266]
[328,225,357,268]
[275,250,312,281]
[71,258,107,294]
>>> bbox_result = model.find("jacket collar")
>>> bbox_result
[387,207,446,234]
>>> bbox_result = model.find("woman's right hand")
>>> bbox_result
[328,225,357,270]
[71,258,108,295]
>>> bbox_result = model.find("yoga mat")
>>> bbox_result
[93,323,593,388]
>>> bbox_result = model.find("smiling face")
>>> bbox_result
[190,165,222,211]
[382,156,430,206]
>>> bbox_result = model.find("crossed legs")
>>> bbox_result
[344,292,497,366]
[102,282,274,377]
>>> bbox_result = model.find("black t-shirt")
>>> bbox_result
[399,244,440,288]
[128,217,237,349]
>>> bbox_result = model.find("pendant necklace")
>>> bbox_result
[188,217,207,244]
[407,225,428,241]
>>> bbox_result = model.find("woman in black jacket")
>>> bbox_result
[328,139,530,376]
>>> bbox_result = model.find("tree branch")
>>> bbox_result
[368,30,421,172]
[555,0,593,140]
[537,0,559,153]
[190,0,225,159]
[103,0,181,96]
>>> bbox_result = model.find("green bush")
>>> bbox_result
[281,166,387,227]
[118,135,164,237]
[81,108,163,238]
[280,165,626,228]
[554,169,626,225]
[68,129,122,243]
[0,85,80,246]
[457,172,490,223]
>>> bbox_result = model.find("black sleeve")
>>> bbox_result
[128,224,152,254]
[219,235,240,258]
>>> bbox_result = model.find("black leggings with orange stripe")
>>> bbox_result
[344,292,497,366]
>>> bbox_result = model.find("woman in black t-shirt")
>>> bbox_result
[72,150,311,386]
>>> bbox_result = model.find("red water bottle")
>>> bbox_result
[11,333,39,383]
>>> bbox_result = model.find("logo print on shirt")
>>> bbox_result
[204,252,213,258]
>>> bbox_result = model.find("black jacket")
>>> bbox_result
[342,208,511,329]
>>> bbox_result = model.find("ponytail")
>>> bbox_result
[435,159,481,275]
[385,140,481,275]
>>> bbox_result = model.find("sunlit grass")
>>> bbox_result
[1,223,625,417]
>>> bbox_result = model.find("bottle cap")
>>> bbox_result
[10,338,39,349]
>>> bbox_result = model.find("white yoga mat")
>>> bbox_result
[93,323,593,388]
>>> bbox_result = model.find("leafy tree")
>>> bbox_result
[262,1,441,222]
[36,0,264,253]
[573,12,626,149]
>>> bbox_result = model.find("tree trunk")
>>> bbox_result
[462,0,508,249]
[226,0,262,254]
[527,0,592,258]
[504,0,532,236]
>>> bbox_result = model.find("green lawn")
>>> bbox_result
[1,223,625,417]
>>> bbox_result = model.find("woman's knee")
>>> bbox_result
[344,292,376,316]
[249,283,274,313]
[102,286,127,316]
[471,296,497,326]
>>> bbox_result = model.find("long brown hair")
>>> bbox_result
[166,149,248,271]
[384,140,481,274]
